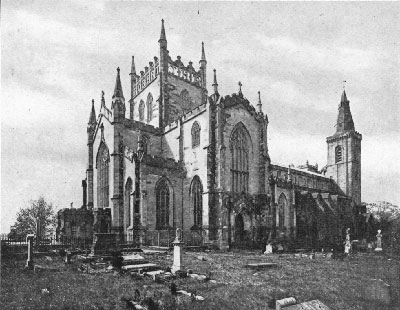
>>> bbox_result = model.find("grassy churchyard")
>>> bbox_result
[1,250,399,310]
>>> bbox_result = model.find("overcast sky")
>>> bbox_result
[1,1,399,233]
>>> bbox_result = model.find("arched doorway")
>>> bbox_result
[234,214,244,242]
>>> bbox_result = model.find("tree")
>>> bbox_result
[9,197,57,239]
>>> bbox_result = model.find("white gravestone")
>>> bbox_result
[25,234,35,269]
[264,243,273,254]
[171,228,185,273]
[375,230,383,252]
[344,228,351,254]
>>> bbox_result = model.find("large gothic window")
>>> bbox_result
[230,123,250,193]
[181,89,191,110]
[278,193,287,230]
[97,143,110,208]
[139,100,145,122]
[191,176,203,228]
[191,121,200,148]
[146,93,153,122]
[335,146,342,163]
[156,179,170,229]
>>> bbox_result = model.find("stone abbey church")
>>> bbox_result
[57,20,364,249]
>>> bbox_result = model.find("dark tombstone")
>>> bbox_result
[134,289,141,302]
[170,282,177,296]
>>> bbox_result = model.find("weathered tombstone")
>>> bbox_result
[282,299,331,310]
[344,228,351,254]
[363,278,391,305]
[264,243,273,254]
[171,228,184,273]
[276,297,297,310]
[25,234,35,269]
[375,230,383,252]
[65,251,72,264]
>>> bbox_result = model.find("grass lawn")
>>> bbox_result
[1,250,399,310]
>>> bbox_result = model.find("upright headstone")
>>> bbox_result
[171,228,184,273]
[375,230,383,252]
[264,243,273,254]
[344,228,351,255]
[25,234,35,269]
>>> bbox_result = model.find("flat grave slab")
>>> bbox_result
[245,262,278,269]
[122,263,159,271]
[283,299,331,310]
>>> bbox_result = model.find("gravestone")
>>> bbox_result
[25,234,35,269]
[171,228,185,273]
[375,230,382,252]
[283,299,331,309]
[91,233,118,256]
[344,228,351,254]
[276,297,296,310]
[264,243,273,254]
[363,278,391,305]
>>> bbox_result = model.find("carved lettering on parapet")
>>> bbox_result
[124,146,135,163]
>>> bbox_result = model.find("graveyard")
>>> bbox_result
[1,241,399,310]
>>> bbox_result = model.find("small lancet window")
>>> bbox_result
[139,100,145,122]
[146,93,153,122]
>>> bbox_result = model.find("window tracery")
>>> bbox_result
[230,124,250,193]
[191,121,200,148]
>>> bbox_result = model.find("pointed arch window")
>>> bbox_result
[335,146,342,163]
[191,121,200,148]
[278,193,287,230]
[146,93,153,122]
[181,89,191,110]
[141,135,149,155]
[97,143,110,208]
[139,100,145,122]
[191,176,203,228]
[230,124,250,193]
[156,179,170,229]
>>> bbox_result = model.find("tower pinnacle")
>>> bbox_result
[212,69,218,94]
[113,67,124,99]
[257,91,262,113]
[88,99,97,125]
[130,56,136,76]
[201,42,206,62]
[159,19,167,43]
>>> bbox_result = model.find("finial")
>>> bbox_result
[257,91,262,112]
[92,99,94,106]
[212,69,218,94]
[342,80,346,90]
[238,81,243,97]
